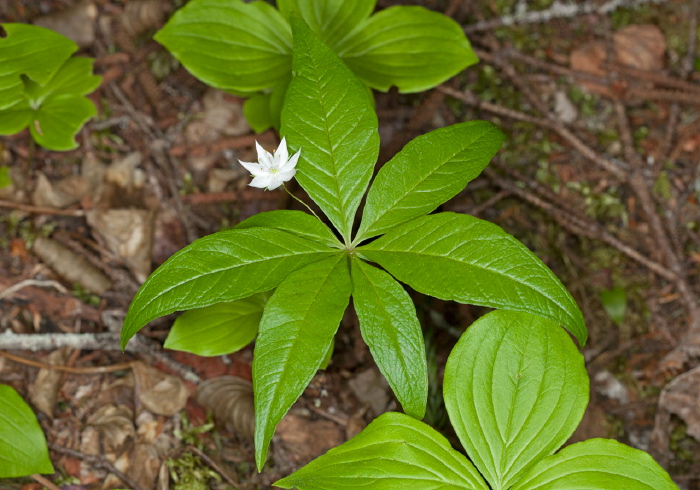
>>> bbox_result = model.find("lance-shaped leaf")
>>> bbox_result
[275,412,488,490]
[356,121,504,242]
[276,0,376,49]
[235,210,340,248]
[0,23,76,110]
[164,292,271,356]
[253,253,351,470]
[360,213,587,344]
[444,311,589,489]
[351,257,427,419]
[121,228,337,349]
[337,6,478,93]
[0,384,54,477]
[154,0,292,95]
[511,439,679,490]
[281,15,379,243]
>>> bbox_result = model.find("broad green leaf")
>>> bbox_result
[351,257,427,419]
[360,213,587,344]
[0,23,76,109]
[253,253,351,470]
[275,412,488,489]
[121,228,337,349]
[281,15,380,243]
[0,384,54,477]
[511,439,679,490]
[164,292,271,356]
[235,210,340,248]
[601,287,627,325]
[0,100,31,135]
[243,92,273,133]
[29,95,98,151]
[444,311,588,490]
[356,121,504,242]
[23,57,101,102]
[276,0,376,49]
[154,0,292,95]
[337,7,478,93]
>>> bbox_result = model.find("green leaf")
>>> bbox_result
[444,310,589,489]
[0,384,54,477]
[281,15,380,243]
[511,439,679,490]
[338,6,478,93]
[0,23,76,110]
[154,0,292,95]
[356,121,504,242]
[601,287,627,325]
[351,257,427,419]
[360,213,587,345]
[268,74,291,130]
[319,338,335,370]
[121,228,337,349]
[253,253,351,470]
[24,57,101,102]
[0,100,32,134]
[243,93,273,133]
[0,166,11,189]
[235,210,340,248]
[276,0,376,49]
[275,412,488,489]
[164,292,271,356]
[29,95,98,151]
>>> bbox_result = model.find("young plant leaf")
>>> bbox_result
[243,92,274,133]
[0,23,76,110]
[0,384,54,477]
[281,14,380,243]
[120,228,337,349]
[275,412,489,490]
[361,213,587,344]
[510,438,679,490]
[601,286,627,325]
[235,210,340,248]
[253,253,351,470]
[164,292,271,356]
[154,0,292,95]
[276,0,376,49]
[444,310,589,489]
[350,257,427,419]
[337,6,478,93]
[356,121,504,242]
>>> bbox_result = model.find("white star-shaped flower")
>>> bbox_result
[238,137,300,190]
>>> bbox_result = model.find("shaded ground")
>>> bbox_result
[1,0,700,488]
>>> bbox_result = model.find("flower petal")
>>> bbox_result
[256,141,273,169]
[250,175,272,189]
[274,137,289,166]
[239,160,264,176]
[278,168,296,182]
[281,149,301,171]
[266,174,284,190]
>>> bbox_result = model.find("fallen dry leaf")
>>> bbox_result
[33,172,90,209]
[348,368,390,417]
[122,0,172,36]
[32,236,112,295]
[276,412,345,465]
[196,376,255,439]
[133,361,190,416]
[33,0,97,48]
[29,348,70,418]
[86,404,136,456]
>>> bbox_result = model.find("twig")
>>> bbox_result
[0,279,68,300]
[48,443,145,490]
[31,474,61,490]
[0,350,133,374]
[187,445,240,489]
[465,0,672,33]
[0,199,85,216]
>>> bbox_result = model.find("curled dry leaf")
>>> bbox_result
[86,404,136,456]
[33,172,90,209]
[132,361,190,416]
[33,0,97,48]
[29,347,70,418]
[104,442,161,490]
[32,236,112,294]
[122,0,172,36]
[195,376,255,439]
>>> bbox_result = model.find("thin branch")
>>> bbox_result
[187,445,241,489]
[0,199,85,216]
[0,279,68,300]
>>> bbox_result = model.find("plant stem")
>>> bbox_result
[282,183,321,221]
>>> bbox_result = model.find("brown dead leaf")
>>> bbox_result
[105,152,146,192]
[86,208,154,283]
[122,0,172,36]
[196,376,255,439]
[29,348,70,418]
[34,0,97,48]
[32,236,112,295]
[185,89,250,146]
[570,24,666,95]
[348,368,390,417]
[103,442,161,490]
[276,413,345,465]
[132,361,190,416]
[86,404,136,455]
[33,172,90,209]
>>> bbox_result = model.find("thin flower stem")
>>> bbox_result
[282,183,321,222]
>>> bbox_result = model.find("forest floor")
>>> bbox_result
[1,0,700,488]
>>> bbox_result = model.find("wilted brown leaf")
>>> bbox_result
[276,413,344,465]
[29,348,70,418]
[195,376,255,439]
[33,172,90,209]
[33,0,97,48]
[132,361,190,416]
